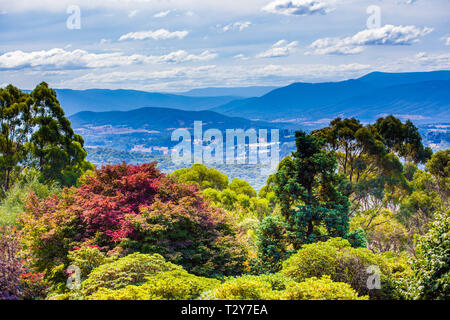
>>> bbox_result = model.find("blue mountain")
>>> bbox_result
[180,86,279,98]
[53,89,239,116]
[211,71,450,123]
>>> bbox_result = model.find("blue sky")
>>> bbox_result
[0,0,449,92]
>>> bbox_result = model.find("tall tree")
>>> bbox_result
[0,85,32,192]
[30,82,91,186]
[0,82,91,191]
[274,131,352,249]
[375,116,432,164]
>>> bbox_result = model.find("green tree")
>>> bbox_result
[375,116,432,164]
[409,211,449,300]
[426,149,449,202]
[0,83,91,191]
[228,178,257,198]
[256,215,289,273]
[274,131,350,248]
[0,85,32,192]
[30,82,91,186]
[171,164,229,190]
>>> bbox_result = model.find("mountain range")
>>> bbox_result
[60,71,450,125]
[53,89,239,116]
[211,71,450,123]
[69,107,275,132]
[180,86,278,98]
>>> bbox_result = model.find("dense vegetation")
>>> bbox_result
[0,84,448,300]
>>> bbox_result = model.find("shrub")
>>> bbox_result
[20,163,247,278]
[283,276,367,300]
[0,168,60,225]
[281,238,408,299]
[0,226,24,299]
[20,271,49,300]
[200,275,281,300]
[87,270,220,300]
[201,273,366,300]
[82,253,181,296]
[67,245,115,280]
[409,211,449,300]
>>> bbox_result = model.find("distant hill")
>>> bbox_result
[53,89,239,116]
[211,71,450,123]
[212,80,375,120]
[180,86,279,98]
[312,80,450,122]
[358,70,450,88]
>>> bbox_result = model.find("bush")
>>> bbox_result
[67,245,115,280]
[87,270,220,300]
[281,238,408,299]
[0,226,24,299]
[409,210,449,300]
[201,273,366,300]
[82,253,181,296]
[200,275,281,300]
[20,163,247,278]
[0,168,60,225]
[283,276,367,300]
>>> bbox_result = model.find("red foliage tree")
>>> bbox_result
[21,163,247,277]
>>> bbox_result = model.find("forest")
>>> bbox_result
[0,83,448,300]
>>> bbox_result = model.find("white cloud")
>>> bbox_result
[441,36,450,46]
[0,1,266,15]
[154,50,217,63]
[256,40,299,58]
[0,48,217,70]
[222,21,251,32]
[234,54,249,60]
[119,29,189,41]
[402,52,450,69]
[262,0,333,16]
[308,24,433,55]
[153,10,171,18]
[58,62,371,90]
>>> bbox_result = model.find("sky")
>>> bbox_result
[0,0,449,92]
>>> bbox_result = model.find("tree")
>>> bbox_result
[256,216,289,273]
[375,116,432,164]
[171,164,229,190]
[0,85,32,192]
[274,131,351,248]
[312,117,388,184]
[426,149,449,202]
[0,83,91,191]
[30,82,91,186]
[228,178,257,198]
[21,163,248,278]
[409,210,449,300]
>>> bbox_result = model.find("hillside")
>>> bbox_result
[312,80,450,122]
[69,106,274,131]
[53,89,239,115]
[211,71,450,123]
[180,86,279,98]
